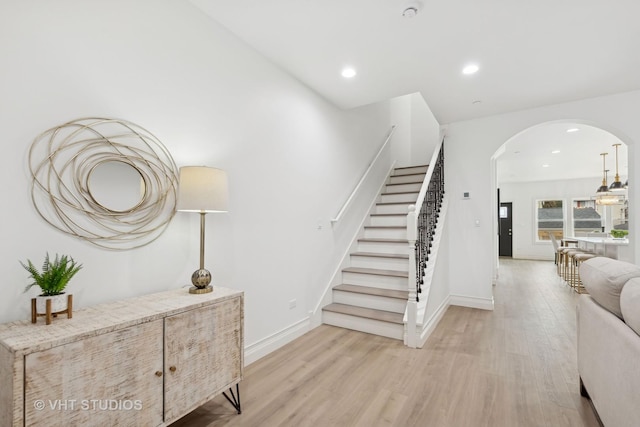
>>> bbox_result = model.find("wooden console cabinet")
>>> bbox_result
[0,287,243,426]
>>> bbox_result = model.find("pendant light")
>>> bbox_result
[609,143,624,191]
[596,152,609,193]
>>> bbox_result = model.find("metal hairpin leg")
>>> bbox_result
[222,383,241,414]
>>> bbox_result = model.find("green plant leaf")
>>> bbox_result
[20,253,82,296]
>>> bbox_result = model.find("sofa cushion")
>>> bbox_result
[580,257,640,319]
[621,278,640,336]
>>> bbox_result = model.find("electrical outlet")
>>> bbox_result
[289,299,297,309]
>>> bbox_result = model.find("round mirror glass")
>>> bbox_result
[88,161,146,212]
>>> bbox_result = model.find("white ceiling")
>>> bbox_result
[496,123,628,184]
[191,0,640,124]
[190,0,635,183]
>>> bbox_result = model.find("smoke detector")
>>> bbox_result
[402,2,422,18]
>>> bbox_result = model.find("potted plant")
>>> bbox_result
[21,253,82,323]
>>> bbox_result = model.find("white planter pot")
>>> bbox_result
[35,293,69,313]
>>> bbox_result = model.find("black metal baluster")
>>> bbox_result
[414,141,445,300]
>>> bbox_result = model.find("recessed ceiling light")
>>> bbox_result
[552,150,561,154]
[567,128,579,133]
[341,67,357,78]
[462,64,479,75]
[542,164,550,168]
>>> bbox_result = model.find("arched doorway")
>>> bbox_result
[492,120,630,265]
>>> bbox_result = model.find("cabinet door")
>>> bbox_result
[164,296,243,423]
[24,319,164,427]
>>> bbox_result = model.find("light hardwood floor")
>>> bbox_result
[170,259,600,427]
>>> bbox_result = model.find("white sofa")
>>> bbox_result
[577,257,640,427]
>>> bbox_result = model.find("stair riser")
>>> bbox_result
[350,256,409,271]
[385,182,422,193]
[380,193,419,204]
[333,290,407,313]
[369,215,407,227]
[343,272,407,290]
[322,311,404,340]
[357,241,410,255]
[364,228,407,240]
[394,166,428,175]
[375,203,412,214]
[388,174,425,185]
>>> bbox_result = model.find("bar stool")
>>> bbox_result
[572,252,597,293]
[549,233,574,276]
[559,247,581,279]
[557,247,570,276]
[563,249,582,283]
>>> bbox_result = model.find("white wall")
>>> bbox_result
[0,0,398,353]
[390,95,412,167]
[499,178,605,260]
[390,93,441,168]
[410,93,441,167]
[445,90,640,305]
[425,207,451,316]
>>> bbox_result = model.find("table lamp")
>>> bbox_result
[177,166,228,294]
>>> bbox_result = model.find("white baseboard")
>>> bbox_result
[449,294,494,310]
[417,295,450,348]
[244,316,312,366]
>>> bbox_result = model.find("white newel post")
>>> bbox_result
[406,204,418,348]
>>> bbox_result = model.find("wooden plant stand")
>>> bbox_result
[31,295,73,325]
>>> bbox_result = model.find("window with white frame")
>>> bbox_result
[536,199,563,241]
[572,199,601,236]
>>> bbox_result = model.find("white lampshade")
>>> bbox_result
[177,166,228,213]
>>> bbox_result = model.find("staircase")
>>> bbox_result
[322,165,428,340]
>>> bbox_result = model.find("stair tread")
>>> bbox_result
[391,171,427,177]
[370,213,406,217]
[334,284,409,300]
[323,303,404,324]
[381,191,419,196]
[389,178,425,183]
[376,201,413,206]
[351,252,410,259]
[343,267,408,278]
[386,181,422,188]
[395,164,428,170]
[364,225,405,230]
[358,237,408,244]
